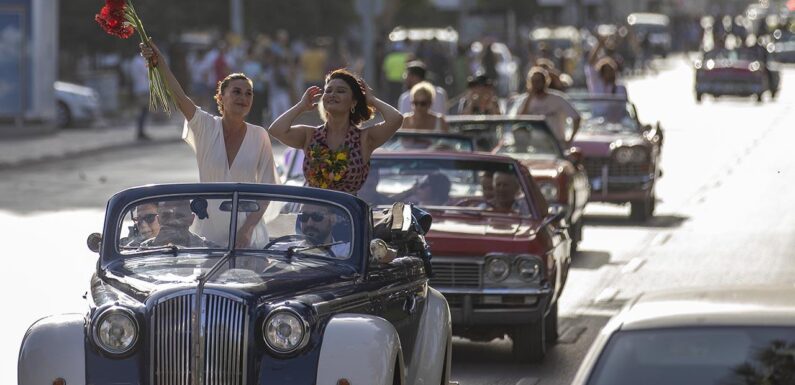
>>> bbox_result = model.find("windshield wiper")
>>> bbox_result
[286,241,344,259]
[126,244,183,257]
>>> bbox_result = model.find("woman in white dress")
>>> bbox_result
[400,81,449,132]
[140,39,278,248]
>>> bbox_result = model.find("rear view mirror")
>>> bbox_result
[87,233,102,253]
[565,147,583,164]
[219,200,261,213]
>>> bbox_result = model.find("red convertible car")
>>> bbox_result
[363,151,571,363]
[447,115,590,253]
[570,95,663,221]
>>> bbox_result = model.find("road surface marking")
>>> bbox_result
[622,258,646,273]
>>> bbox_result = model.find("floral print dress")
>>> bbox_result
[303,124,370,194]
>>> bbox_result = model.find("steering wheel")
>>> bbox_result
[262,234,336,258]
[262,234,307,250]
[452,197,494,208]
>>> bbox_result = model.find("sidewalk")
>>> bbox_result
[0,119,183,169]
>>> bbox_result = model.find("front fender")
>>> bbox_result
[316,314,404,385]
[18,314,86,385]
[406,287,453,385]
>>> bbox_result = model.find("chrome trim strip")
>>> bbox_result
[436,287,550,295]
[312,279,427,316]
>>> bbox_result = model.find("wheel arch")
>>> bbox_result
[18,313,86,385]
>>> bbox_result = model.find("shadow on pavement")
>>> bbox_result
[584,214,689,229]
[572,250,611,269]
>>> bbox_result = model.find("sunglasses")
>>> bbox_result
[412,100,431,107]
[134,213,157,225]
[298,212,326,223]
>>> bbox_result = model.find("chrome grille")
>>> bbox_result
[583,158,649,178]
[151,293,249,385]
[430,261,481,288]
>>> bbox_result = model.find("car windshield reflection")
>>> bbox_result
[572,100,640,133]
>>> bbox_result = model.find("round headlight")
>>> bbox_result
[486,258,511,282]
[516,258,542,282]
[539,182,559,202]
[630,148,648,163]
[92,307,138,355]
[614,148,633,163]
[263,309,309,354]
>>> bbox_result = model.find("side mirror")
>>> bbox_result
[565,146,583,164]
[369,239,397,265]
[87,233,102,253]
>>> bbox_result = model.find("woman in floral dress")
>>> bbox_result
[268,69,403,194]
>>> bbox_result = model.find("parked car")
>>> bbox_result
[571,286,795,385]
[447,115,591,253]
[54,81,101,128]
[627,13,672,58]
[18,183,454,385]
[569,95,663,221]
[365,151,571,363]
[383,129,476,152]
[694,46,781,102]
[771,30,795,63]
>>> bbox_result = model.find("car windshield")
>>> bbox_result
[382,133,474,152]
[363,158,531,216]
[586,326,795,385]
[447,121,512,151]
[704,47,760,61]
[494,123,562,159]
[571,99,640,133]
[116,194,353,260]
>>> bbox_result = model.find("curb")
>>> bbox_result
[0,136,183,172]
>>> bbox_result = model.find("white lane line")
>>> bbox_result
[594,287,619,304]
[622,258,646,274]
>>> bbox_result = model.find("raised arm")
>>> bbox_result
[266,86,320,149]
[362,85,404,155]
[139,38,197,121]
[588,35,605,66]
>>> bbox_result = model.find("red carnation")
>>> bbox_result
[95,0,135,39]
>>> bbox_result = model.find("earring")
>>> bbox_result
[350,106,355,113]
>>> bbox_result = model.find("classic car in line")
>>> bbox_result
[569,95,663,221]
[382,129,476,153]
[694,46,780,102]
[363,151,571,363]
[571,286,795,385]
[18,183,455,385]
[447,115,591,253]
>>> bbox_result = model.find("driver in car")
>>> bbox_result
[121,203,161,247]
[487,171,524,214]
[294,204,350,258]
[140,200,216,248]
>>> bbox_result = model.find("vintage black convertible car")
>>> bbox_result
[18,184,454,385]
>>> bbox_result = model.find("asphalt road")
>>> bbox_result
[2,55,795,384]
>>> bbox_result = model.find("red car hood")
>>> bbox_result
[425,212,545,257]
[573,132,647,157]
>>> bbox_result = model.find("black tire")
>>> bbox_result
[695,93,703,103]
[511,314,546,363]
[630,194,655,222]
[56,101,72,128]
[545,302,559,345]
[569,220,582,256]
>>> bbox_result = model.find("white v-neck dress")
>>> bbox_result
[183,108,280,247]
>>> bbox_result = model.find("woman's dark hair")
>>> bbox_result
[422,173,452,204]
[325,69,374,126]
[215,73,253,114]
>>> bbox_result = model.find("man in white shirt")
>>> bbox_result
[397,61,448,115]
[518,67,581,147]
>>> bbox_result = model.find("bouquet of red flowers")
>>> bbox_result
[95,0,173,113]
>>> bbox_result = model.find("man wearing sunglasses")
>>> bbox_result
[295,204,350,258]
[140,200,215,248]
[121,203,162,247]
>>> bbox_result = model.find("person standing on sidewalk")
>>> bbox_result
[139,39,279,249]
[130,54,151,140]
[268,69,403,194]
